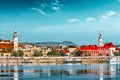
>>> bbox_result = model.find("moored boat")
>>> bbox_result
[108,56,120,64]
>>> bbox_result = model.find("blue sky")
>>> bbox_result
[0,0,120,45]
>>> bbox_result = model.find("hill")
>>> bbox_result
[24,41,77,47]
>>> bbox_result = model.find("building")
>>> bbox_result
[98,33,103,47]
[0,40,14,57]
[75,33,115,57]
[0,28,117,57]
[13,27,18,51]
[0,27,19,57]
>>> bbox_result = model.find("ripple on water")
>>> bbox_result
[0,63,120,80]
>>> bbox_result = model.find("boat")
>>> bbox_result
[65,58,74,63]
[65,57,81,64]
[108,56,120,64]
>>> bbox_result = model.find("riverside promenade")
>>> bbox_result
[0,56,108,64]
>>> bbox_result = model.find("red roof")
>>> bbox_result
[0,43,14,53]
[116,47,120,50]
[64,50,69,53]
[76,43,114,51]
[103,42,115,48]
[3,40,10,43]
[0,43,14,49]
[76,45,98,51]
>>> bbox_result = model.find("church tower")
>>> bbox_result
[98,33,103,47]
[13,27,18,51]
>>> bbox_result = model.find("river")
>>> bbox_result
[0,63,120,80]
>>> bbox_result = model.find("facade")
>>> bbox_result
[13,27,18,51]
[0,40,14,57]
[0,28,117,57]
[76,43,115,57]
[75,33,115,57]
[0,27,19,57]
[98,33,103,47]
[68,46,76,54]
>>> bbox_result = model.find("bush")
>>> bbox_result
[76,50,82,56]
[58,52,66,56]
[11,50,23,57]
[33,51,43,57]
[113,52,120,56]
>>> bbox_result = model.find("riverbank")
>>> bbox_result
[0,57,108,64]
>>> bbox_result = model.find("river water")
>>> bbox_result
[0,63,120,80]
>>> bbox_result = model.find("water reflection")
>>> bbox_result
[14,65,18,80]
[99,65,103,80]
[0,63,120,80]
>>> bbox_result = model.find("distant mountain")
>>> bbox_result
[24,41,77,47]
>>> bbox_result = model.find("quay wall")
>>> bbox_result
[0,57,108,64]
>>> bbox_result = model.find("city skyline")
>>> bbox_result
[0,0,120,45]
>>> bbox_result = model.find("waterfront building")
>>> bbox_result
[13,27,18,51]
[98,33,103,47]
[19,44,43,57]
[0,40,13,57]
[75,33,115,57]
[68,46,76,54]
[0,27,19,57]
[0,28,117,57]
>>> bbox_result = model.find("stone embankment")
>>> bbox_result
[0,57,108,64]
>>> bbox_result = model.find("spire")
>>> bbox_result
[98,31,103,47]
[99,33,102,38]
[99,30,102,38]
[13,27,18,51]
[14,26,17,37]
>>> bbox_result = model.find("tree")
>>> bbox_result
[0,48,6,57]
[58,52,66,56]
[1,53,4,57]
[74,50,82,56]
[18,50,24,57]
[106,53,109,56]
[11,51,18,57]
[7,48,12,52]
[47,52,52,56]
[0,39,2,42]
[33,51,43,57]
[113,52,120,56]
[11,50,24,57]
[99,54,102,56]
[2,48,6,53]
[84,51,88,56]
[47,49,58,56]
[84,53,88,56]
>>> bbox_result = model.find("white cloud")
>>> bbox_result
[41,4,48,9]
[86,17,96,22]
[68,19,80,23]
[51,0,63,12]
[101,15,111,20]
[106,11,116,16]
[31,7,46,16]
[99,11,116,22]
[52,6,60,11]
[34,0,63,15]
[100,15,111,22]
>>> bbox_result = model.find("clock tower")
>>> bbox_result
[98,33,103,47]
[13,27,18,51]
